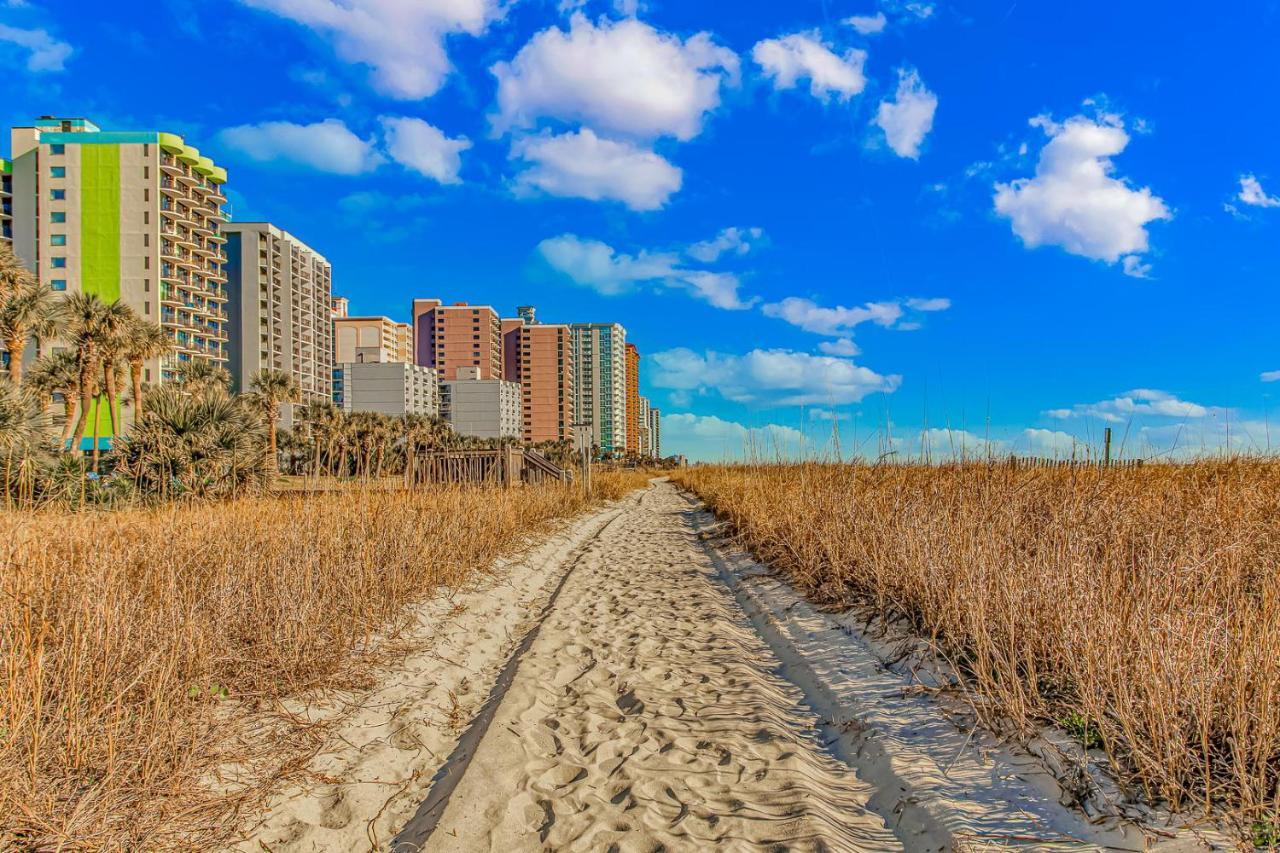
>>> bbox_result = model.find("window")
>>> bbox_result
[51,257,67,268]
[50,144,65,155]
[50,166,66,178]
[50,234,66,246]
[51,211,66,224]
[51,189,66,200]
[51,279,67,291]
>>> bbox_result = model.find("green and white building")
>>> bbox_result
[571,322,628,455]
[6,116,231,390]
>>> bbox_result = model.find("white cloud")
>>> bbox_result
[1261,370,1280,383]
[379,117,470,184]
[809,408,848,421]
[237,0,505,99]
[752,32,867,102]
[994,111,1170,275]
[874,67,937,159]
[1238,174,1280,208]
[818,338,860,357]
[1046,389,1214,423]
[884,1,936,20]
[1022,428,1086,456]
[921,428,1005,459]
[762,296,902,336]
[511,128,681,211]
[905,296,950,311]
[537,233,757,309]
[844,12,887,35]
[492,14,738,141]
[661,412,805,462]
[217,119,384,174]
[0,22,71,71]
[687,227,764,262]
[650,347,900,406]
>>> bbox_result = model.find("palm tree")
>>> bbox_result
[120,317,173,419]
[174,359,232,398]
[64,293,132,457]
[296,399,340,477]
[0,279,64,386]
[247,369,300,472]
[0,377,48,505]
[0,243,33,304]
[26,351,80,450]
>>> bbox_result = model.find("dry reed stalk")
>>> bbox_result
[0,476,646,849]
[674,461,1280,832]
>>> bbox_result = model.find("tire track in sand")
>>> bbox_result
[395,483,903,852]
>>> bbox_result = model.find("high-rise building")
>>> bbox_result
[331,296,349,319]
[412,298,503,382]
[648,406,662,458]
[571,322,627,455]
[440,365,521,439]
[1,158,12,246]
[224,221,332,403]
[501,305,575,444]
[6,117,230,388]
[636,395,651,457]
[334,315,412,365]
[625,342,641,456]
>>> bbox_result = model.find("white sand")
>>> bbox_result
[236,482,1226,852]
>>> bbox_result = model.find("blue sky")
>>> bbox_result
[4,0,1278,461]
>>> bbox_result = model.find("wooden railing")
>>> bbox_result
[413,448,572,486]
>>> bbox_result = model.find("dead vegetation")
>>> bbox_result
[674,460,1280,835]
[0,473,646,849]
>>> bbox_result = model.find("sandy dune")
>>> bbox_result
[237,482,1224,852]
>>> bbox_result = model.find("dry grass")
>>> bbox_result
[674,461,1280,829]
[0,475,648,849]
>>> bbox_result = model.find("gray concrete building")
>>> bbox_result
[648,405,662,459]
[441,365,520,439]
[335,360,439,417]
[1,158,12,246]
[224,221,332,404]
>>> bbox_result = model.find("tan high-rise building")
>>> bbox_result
[334,315,412,365]
[331,296,349,319]
[501,305,574,444]
[412,298,502,382]
[625,342,641,455]
[6,117,230,446]
[223,222,332,404]
[571,322,627,455]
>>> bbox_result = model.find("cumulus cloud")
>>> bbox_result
[762,294,949,338]
[1046,389,1213,423]
[379,117,470,184]
[809,408,848,421]
[921,428,1005,459]
[687,227,764,262]
[1261,370,1280,382]
[537,233,757,309]
[1238,174,1280,208]
[511,128,681,210]
[0,22,72,71]
[492,14,738,141]
[650,347,900,406]
[1022,428,1086,456]
[874,68,937,159]
[844,12,887,34]
[994,111,1171,275]
[661,412,805,462]
[217,119,384,174]
[818,338,860,357]
[237,0,505,99]
[752,32,867,102]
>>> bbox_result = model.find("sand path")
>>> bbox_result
[396,484,905,852]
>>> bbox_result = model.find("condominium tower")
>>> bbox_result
[625,342,641,455]
[502,305,575,443]
[412,298,503,382]
[334,315,412,365]
[6,117,230,388]
[648,406,662,458]
[571,322,627,455]
[224,221,333,403]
